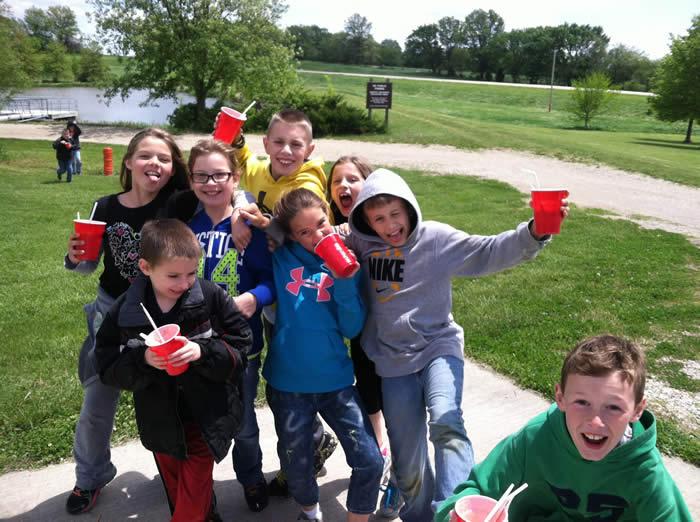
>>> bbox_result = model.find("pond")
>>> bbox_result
[16,87,215,126]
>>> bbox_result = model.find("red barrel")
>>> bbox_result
[103,147,113,176]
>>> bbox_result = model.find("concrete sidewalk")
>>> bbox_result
[2,360,698,521]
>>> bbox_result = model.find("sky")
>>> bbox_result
[8,0,699,59]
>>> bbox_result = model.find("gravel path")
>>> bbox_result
[3,122,699,245]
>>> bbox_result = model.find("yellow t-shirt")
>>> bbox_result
[235,143,327,214]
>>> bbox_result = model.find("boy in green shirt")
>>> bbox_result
[436,334,691,522]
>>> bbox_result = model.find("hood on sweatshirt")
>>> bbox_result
[348,168,421,242]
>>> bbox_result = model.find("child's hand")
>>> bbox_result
[67,231,85,264]
[239,205,270,229]
[231,209,252,252]
[213,111,242,144]
[168,338,201,367]
[145,347,168,370]
[329,249,360,279]
[233,292,257,319]
[529,198,570,238]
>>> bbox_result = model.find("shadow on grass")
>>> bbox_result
[631,137,700,151]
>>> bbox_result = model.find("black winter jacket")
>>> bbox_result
[95,275,252,462]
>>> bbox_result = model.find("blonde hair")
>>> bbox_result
[266,108,313,140]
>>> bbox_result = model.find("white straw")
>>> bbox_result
[506,482,529,505]
[484,483,514,522]
[140,302,164,343]
[242,100,256,115]
[522,168,541,190]
[76,211,80,220]
[90,201,98,220]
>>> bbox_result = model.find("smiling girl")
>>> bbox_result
[63,128,188,515]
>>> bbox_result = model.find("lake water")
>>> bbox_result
[16,87,215,125]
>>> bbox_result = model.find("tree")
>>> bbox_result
[287,24,330,61]
[565,72,615,129]
[43,41,72,83]
[553,23,609,84]
[650,16,700,143]
[344,13,374,64]
[22,7,52,49]
[0,2,41,106]
[437,16,463,76]
[77,40,107,83]
[90,0,298,128]
[604,45,655,90]
[404,24,443,74]
[46,5,80,51]
[462,9,505,80]
[378,39,402,67]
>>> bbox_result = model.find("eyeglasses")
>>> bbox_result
[191,172,232,184]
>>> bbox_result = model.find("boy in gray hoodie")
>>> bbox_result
[346,168,567,522]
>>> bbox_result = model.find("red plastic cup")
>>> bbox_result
[145,324,189,376]
[450,495,508,522]
[313,233,359,278]
[531,189,569,235]
[213,107,247,143]
[73,219,107,262]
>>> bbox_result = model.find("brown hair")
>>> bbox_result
[274,188,329,236]
[119,128,189,193]
[266,108,313,140]
[139,219,202,266]
[328,155,373,223]
[560,334,646,404]
[187,138,240,176]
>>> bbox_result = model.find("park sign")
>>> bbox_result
[366,81,392,109]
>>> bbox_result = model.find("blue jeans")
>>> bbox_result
[231,354,264,487]
[382,355,474,522]
[57,159,73,182]
[267,384,383,514]
[71,149,82,174]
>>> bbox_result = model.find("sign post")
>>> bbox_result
[366,79,392,128]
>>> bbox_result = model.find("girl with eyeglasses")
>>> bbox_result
[165,138,275,512]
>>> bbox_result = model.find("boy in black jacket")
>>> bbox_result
[95,219,252,521]
[53,127,74,182]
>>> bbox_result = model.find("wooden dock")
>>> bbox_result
[0,97,78,122]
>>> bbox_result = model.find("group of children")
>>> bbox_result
[63,107,691,522]
[53,120,82,182]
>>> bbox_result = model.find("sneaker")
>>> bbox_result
[57,173,62,180]
[377,482,403,519]
[244,479,269,512]
[297,510,323,521]
[268,470,289,497]
[312,431,338,476]
[65,486,101,514]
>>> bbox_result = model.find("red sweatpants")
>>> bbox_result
[154,423,214,522]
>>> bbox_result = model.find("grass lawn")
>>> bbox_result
[0,138,698,472]
[300,72,700,188]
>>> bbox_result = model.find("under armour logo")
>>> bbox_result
[286,267,334,301]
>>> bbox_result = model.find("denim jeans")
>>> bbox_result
[266,384,383,514]
[231,354,264,487]
[57,159,73,182]
[382,355,474,522]
[71,149,82,175]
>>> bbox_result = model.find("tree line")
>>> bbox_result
[289,10,657,91]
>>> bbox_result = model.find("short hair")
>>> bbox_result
[188,138,240,176]
[560,334,646,404]
[363,194,403,212]
[274,188,328,237]
[139,219,202,266]
[267,108,313,140]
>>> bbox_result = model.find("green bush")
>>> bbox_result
[168,89,382,137]
[168,101,224,133]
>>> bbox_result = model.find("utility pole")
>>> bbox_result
[548,49,558,112]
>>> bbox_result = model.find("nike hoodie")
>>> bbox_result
[347,168,549,378]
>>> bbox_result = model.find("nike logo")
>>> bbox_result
[375,287,388,293]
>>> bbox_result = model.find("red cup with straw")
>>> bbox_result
[213,101,256,143]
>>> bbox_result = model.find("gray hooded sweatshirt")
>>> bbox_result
[347,168,549,378]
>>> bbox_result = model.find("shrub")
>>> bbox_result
[169,87,382,137]
[565,72,616,129]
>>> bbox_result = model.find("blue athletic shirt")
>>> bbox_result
[188,209,274,356]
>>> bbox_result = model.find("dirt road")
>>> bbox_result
[2,122,699,245]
